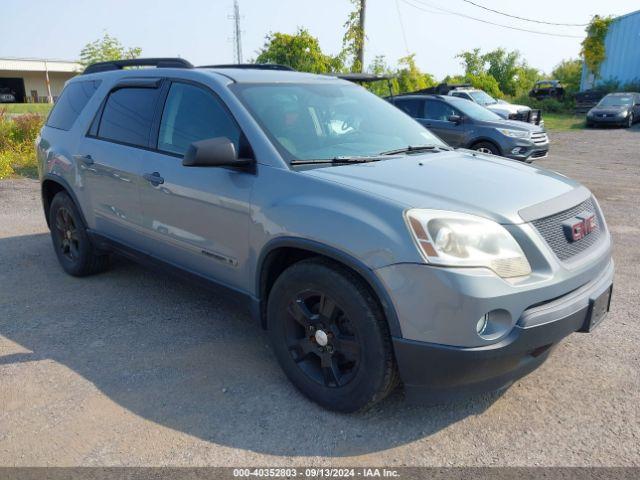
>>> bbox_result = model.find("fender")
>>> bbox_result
[256,236,402,337]
[41,173,89,228]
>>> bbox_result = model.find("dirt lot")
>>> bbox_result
[1,126,639,467]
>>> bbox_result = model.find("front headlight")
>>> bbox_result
[405,209,532,278]
[496,128,531,139]
[617,110,629,117]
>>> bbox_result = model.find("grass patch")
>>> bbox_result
[1,103,53,115]
[0,109,44,179]
[543,113,586,132]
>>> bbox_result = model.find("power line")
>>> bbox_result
[461,0,589,27]
[401,0,584,38]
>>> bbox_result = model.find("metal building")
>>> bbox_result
[0,58,82,103]
[580,10,640,90]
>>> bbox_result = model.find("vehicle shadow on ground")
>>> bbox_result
[0,233,502,457]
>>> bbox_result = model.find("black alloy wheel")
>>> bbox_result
[285,290,360,388]
[54,206,80,262]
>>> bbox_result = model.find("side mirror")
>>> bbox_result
[448,114,462,124]
[182,137,252,168]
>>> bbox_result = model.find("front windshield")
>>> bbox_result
[231,83,447,162]
[468,90,497,106]
[447,96,503,122]
[598,95,633,107]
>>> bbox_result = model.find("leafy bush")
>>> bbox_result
[0,109,44,179]
[509,94,574,114]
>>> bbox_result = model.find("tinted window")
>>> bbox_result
[46,80,101,131]
[158,83,240,156]
[424,100,458,121]
[98,87,159,147]
[450,92,470,100]
[394,98,423,118]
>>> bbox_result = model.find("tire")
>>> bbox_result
[625,114,633,128]
[267,258,399,412]
[472,141,500,156]
[49,191,110,276]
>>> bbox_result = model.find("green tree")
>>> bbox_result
[482,48,521,96]
[342,0,366,72]
[79,32,142,66]
[456,48,484,77]
[395,54,435,94]
[365,55,397,96]
[255,28,343,73]
[551,58,583,93]
[456,47,541,97]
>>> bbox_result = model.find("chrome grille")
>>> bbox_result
[531,198,604,261]
[531,132,549,145]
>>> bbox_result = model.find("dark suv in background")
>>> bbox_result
[389,94,549,162]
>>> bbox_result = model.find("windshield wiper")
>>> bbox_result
[380,144,451,156]
[290,155,389,166]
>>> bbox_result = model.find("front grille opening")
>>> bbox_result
[531,198,604,261]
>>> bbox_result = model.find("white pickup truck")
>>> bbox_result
[447,87,543,127]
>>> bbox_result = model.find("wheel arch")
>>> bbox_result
[256,237,402,337]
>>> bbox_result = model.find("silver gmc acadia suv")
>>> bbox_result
[37,58,613,412]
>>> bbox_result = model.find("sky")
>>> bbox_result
[1,0,638,78]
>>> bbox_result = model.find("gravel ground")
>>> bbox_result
[0,126,639,467]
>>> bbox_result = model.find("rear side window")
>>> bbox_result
[98,87,159,147]
[450,92,471,101]
[158,82,240,156]
[394,98,423,118]
[46,80,101,131]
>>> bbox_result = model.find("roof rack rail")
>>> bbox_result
[83,58,193,75]
[200,63,295,71]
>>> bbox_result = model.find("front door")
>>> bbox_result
[137,81,255,290]
[420,99,466,147]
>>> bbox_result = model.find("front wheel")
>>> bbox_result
[625,114,633,128]
[267,259,399,412]
[473,141,500,156]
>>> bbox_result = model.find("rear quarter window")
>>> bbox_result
[46,80,101,131]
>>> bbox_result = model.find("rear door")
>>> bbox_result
[77,79,162,247]
[136,80,255,290]
[421,99,466,147]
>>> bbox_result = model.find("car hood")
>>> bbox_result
[302,150,579,224]
[479,118,542,132]
[487,103,531,115]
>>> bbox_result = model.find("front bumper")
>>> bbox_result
[391,259,614,402]
[502,138,549,162]
[588,115,628,126]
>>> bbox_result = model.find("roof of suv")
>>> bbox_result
[79,58,350,84]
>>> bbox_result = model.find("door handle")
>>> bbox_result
[143,172,164,186]
[73,154,94,165]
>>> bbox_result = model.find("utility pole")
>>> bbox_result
[231,0,243,64]
[357,0,366,72]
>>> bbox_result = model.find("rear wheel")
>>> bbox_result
[49,192,110,276]
[267,258,398,412]
[473,141,500,156]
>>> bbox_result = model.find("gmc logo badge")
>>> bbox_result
[563,212,597,242]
